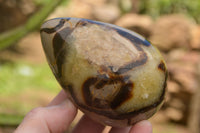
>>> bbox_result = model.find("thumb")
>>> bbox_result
[15,98,77,133]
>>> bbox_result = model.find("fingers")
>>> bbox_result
[72,115,105,133]
[15,93,77,133]
[72,116,151,133]
[129,120,152,133]
[48,90,68,106]
[109,127,131,133]
[44,99,77,133]
[14,89,152,133]
[108,120,151,133]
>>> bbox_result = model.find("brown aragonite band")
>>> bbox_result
[113,53,148,75]
[66,81,166,121]
[52,27,74,78]
[82,74,134,110]
[110,81,134,109]
[40,18,68,34]
[158,60,167,72]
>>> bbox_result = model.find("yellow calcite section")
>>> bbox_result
[116,46,166,113]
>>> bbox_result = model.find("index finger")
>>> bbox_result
[129,120,152,133]
[72,115,105,133]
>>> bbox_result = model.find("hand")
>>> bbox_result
[14,90,152,133]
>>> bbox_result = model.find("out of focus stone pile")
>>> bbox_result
[116,14,200,126]
[0,0,36,32]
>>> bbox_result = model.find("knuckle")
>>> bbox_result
[27,107,46,119]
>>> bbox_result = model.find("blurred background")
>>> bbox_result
[0,0,200,133]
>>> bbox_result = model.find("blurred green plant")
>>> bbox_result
[34,0,70,6]
[0,62,59,96]
[119,0,133,14]
[0,114,24,126]
[139,0,200,23]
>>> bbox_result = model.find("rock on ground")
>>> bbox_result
[149,14,194,51]
[115,13,153,37]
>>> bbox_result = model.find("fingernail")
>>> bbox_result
[131,120,152,133]
[60,98,77,110]
[138,120,152,133]
[47,98,76,111]
[139,120,152,126]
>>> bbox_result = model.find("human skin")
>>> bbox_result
[14,90,152,133]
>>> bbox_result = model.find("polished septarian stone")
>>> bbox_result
[40,18,167,127]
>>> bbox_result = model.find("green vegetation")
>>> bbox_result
[0,114,24,126]
[0,62,59,95]
[0,62,60,125]
[34,0,70,6]
[139,0,200,23]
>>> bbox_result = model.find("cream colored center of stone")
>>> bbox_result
[71,24,142,69]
